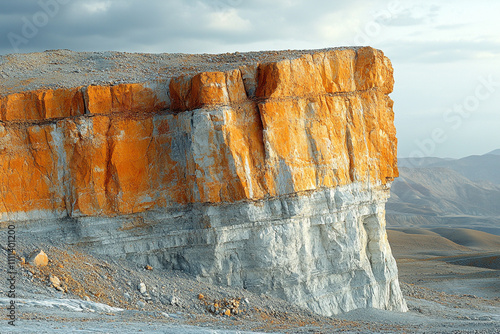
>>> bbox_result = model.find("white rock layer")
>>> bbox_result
[21,182,407,316]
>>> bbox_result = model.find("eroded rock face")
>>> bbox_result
[0,47,406,315]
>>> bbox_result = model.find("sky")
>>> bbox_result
[1,0,499,159]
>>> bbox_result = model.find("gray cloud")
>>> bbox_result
[1,0,365,55]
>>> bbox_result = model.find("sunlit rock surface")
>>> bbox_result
[0,47,406,315]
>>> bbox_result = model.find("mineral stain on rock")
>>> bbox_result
[0,46,407,316]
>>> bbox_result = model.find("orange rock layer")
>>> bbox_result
[0,47,397,220]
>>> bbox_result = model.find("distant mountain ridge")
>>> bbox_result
[487,148,500,156]
[388,167,500,216]
[388,150,500,235]
[398,149,500,184]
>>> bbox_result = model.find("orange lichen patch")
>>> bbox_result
[354,47,394,94]
[268,92,395,189]
[0,81,170,121]
[191,72,230,107]
[59,116,109,215]
[106,117,157,213]
[0,123,66,218]
[0,87,85,121]
[168,75,192,111]
[84,85,112,114]
[256,55,328,99]
[84,82,169,115]
[0,47,398,218]
[225,69,248,102]
[358,90,398,181]
[170,70,247,112]
[222,102,267,199]
[43,87,86,119]
[255,48,390,99]
[60,115,159,215]
[321,48,358,93]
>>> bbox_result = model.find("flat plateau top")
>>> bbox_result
[0,47,362,95]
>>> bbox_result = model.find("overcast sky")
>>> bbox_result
[1,0,499,158]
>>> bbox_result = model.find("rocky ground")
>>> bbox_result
[0,238,379,333]
[1,230,499,333]
[0,47,361,95]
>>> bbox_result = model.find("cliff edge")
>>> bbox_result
[0,46,406,315]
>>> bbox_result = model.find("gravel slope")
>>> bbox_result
[1,229,499,333]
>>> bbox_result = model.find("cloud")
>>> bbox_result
[434,23,469,31]
[381,39,500,64]
[0,0,370,55]
[377,3,440,27]
[80,0,112,14]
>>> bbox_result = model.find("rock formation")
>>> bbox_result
[0,47,407,315]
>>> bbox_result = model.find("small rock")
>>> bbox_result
[138,282,147,294]
[49,274,61,287]
[142,291,152,301]
[145,265,153,271]
[168,295,180,306]
[137,301,146,309]
[168,312,183,319]
[28,250,49,267]
[198,293,205,300]
[49,274,66,292]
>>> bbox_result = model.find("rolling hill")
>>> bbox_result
[387,150,500,235]
[398,150,500,184]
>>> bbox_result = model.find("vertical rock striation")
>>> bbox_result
[0,47,406,315]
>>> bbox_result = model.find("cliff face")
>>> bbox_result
[0,47,406,315]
